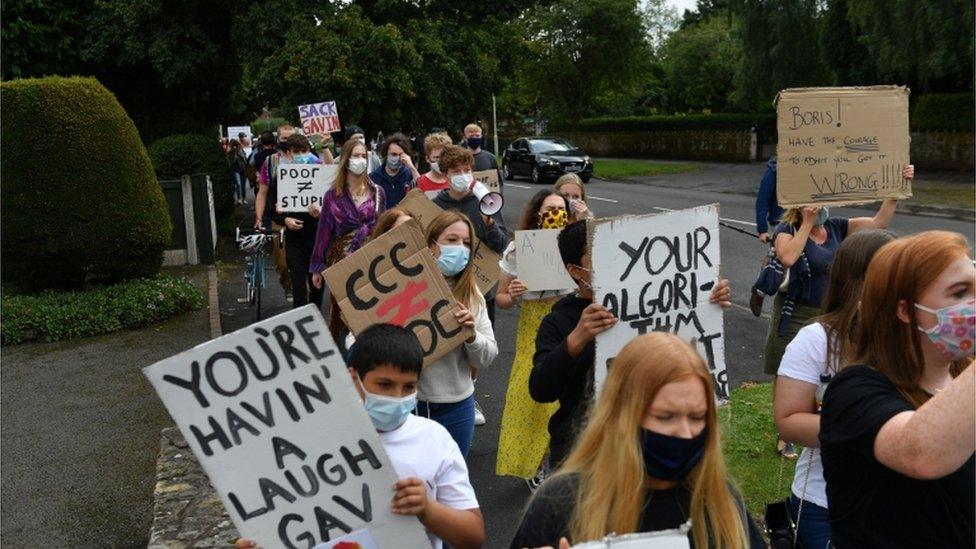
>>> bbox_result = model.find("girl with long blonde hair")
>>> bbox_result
[512,333,764,548]
[416,210,498,457]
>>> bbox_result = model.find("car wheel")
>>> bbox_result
[531,166,540,184]
[581,175,592,183]
[503,162,514,180]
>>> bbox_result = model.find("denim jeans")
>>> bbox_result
[232,171,245,200]
[416,395,475,457]
[790,494,832,549]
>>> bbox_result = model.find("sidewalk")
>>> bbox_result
[607,159,975,220]
[0,266,213,547]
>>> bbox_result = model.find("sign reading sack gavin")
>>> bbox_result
[591,205,727,398]
[325,219,472,366]
[514,229,576,293]
[776,86,911,207]
[472,169,501,194]
[398,189,501,295]
[277,163,336,212]
[143,306,429,549]
[299,101,341,137]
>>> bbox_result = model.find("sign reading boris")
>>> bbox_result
[776,86,912,207]
[143,306,429,549]
[514,229,576,293]
[299,101,341,137]
[277,163,337,212]
[325,219,472,366]
[591,205,727,398]
[398,189,501,295]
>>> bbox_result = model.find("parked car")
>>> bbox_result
[502,137,593,184]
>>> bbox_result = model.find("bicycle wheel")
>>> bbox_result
[254,253,265,321]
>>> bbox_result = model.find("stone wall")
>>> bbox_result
[909,131,975,171]
[147,427,238,548]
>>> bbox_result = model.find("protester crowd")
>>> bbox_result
[228,123,972,549]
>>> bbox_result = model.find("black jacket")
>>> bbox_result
[530,294,593,466]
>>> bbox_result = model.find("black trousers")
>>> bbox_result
[285,231,323,309]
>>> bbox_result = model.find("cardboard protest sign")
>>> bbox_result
[277,163,337,212]
[591,205,727,398]
[398,189,501,295]
[514,229,576,293]
[299,101,342,137]
[572,522,691,548]
[776,86,911,207]
[324,219,472,366]
[228,125,252,141]
[472,169,501,194]
[143,306,429,549]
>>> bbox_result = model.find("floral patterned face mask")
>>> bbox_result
[915,299,976,360]
[539,208,568,229]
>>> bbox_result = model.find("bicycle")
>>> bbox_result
[235,225,284,322]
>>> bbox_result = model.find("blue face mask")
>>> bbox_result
[437,244,470,277]
[364,391,417,431]
[815,207,830,226]
[466,136,484,150]
[639,427,707,481]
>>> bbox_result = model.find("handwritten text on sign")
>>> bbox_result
[324,219,472,366]
[776,86,911,207]
[299,101,342,137]
[277,163,336,212]
[143,307,428,549]
[472,169,501,194]
[514,229,576,293]
[591,205,727,398]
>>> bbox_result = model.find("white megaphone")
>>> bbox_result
[469,179,504,216]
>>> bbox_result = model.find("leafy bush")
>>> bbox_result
[0,76,171,293]
[558,113,777,136]
[1,274,205,345]
[251,117,291,136]
[912,93,975,132]
[148,134,235,223]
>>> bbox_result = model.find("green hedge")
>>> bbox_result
[557,113,777,135]
[1,274,205,345]
[912,93,975,132]
[148,134,235,223]
[1,76,171,293]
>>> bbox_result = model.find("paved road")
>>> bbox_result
[218,166,973,547]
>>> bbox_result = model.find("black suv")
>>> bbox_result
[502,137,593,184]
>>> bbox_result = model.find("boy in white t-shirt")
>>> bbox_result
[237,324,485,549]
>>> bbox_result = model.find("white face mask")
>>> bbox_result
[430,161,441,174]
[450,173,472,193]
[348,157,368,175]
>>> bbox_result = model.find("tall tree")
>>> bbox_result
[819,0,876,86]
[661,16,740,112]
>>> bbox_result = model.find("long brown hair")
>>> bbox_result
[517,190,568,230]
[369,208,410,241]
[855,230,973,407]
[556,333,747,548]
[425,211,482,311]
[818,229,897,370]
[332,140,368,197]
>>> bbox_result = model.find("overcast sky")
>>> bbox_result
[665,0,698,16]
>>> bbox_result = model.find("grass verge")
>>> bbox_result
[1,274,206,345]
[593,158,699,180]
[910,181,975,210]
[719,382,798,520]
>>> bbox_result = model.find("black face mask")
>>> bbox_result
[639,427,707,481]
[276,141,289,152]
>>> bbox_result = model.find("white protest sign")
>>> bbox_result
[572,522,691,548]
[277,163,337,212]
[228,125,253,141]
[776,86,911,207]
[514,229,576,293]
[143,306,428,549]
[591,205,726,398]
[299,101,342,137]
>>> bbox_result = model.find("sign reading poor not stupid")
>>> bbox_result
[299,101,342,137]
[324,219,472,366]
[776,86,911,207]
[143,306,428,549]
[591,205,727,398]
[277,163,337,212]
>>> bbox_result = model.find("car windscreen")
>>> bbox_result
[529,139,575,153]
